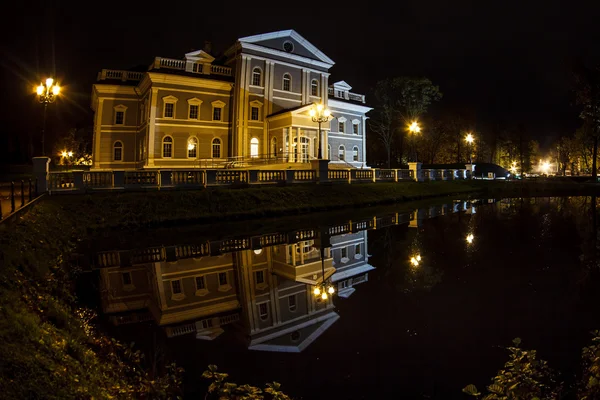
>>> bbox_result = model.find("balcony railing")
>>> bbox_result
[152,57,233,77]
[327,87,366,103]
[97,69,145,81]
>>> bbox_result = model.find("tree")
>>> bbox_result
[52,127,93,167]
[557,136,575,175]
[574,62,600,179]
[369,79,398,168]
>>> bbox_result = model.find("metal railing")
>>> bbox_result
[0,179,38,220]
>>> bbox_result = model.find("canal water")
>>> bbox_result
[77,196,600,399]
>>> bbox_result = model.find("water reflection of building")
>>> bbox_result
[98,230,372,352]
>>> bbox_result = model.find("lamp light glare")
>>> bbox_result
[61,151,67,157]
[313,287,321,296]
[317,103,323,112]
[67,151,73,157]
[309,109,316,117]
[46,78,53,87]
[52,85,60,95]
[36,85,44,95]
[328,286,334,294]
[324,109,331,117]
[321,292,328,300]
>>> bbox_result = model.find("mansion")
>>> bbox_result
[91,30,372,170]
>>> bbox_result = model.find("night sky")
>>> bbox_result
[2,0,600,163]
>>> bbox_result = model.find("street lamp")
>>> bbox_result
[309,103,331,159]
[36,78,61,156]
[465,133,474,164]
[312,245,335,301]
[408,121,421,162]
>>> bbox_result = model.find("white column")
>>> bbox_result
[296,127,301,163]
[92,98,104,169]
[288,127,293,162]
[362,115,368,164]
[147,87,159,167]
[323,130,329,159]
[301,69,307,104]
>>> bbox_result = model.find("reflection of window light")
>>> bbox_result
[254,249,263,255]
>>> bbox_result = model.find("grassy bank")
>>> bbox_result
[1,179,600,398]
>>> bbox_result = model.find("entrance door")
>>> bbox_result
[294,137,310,163]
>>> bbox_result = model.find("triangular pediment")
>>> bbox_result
[238,30,334,66]
[184,49,215,63]
[332,81,352,91]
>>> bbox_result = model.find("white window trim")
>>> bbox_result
[194,275,208,297]
[288,294,297,312]
[211,100,225,121]
[352,119,361,134]
[353,146,359,162]
[211,137,222,159]
[113,140,124,162]
[257,301,269,321]
[170,279,185,301]
[282,73,292,91]
[162,135,173,158]
[218,271,232,292]
[311,79,319,96]
[338,145,345,161]
[249,99,263,121]
[114,104,127,125]
[162,95,178,119]
[251,67,263,87]
[187,136,198,159]
[250,137,260,158]
[255,269,268,290]
[121,271,135,292]
[187,97,202,120]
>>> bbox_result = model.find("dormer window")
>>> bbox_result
[283,73,291,91]
[252,68,262,86]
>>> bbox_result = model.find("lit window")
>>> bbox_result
[171,280,182,294]
[353,123,359,134]
[258,303,268,320]
[283,73,291,91]
[288,295,297,311]
[338,121,345,133]
[195,276,205,290]
[122,272,132,286]
[311,79,319,96]
[189,104,199,120]
[212,138,221,158]
[255,270,265,285]
[252,68,262,86]
[218,272,228,286]
[213,107,221,121]
[353,146,359,162]
[113,141,123,161]
[251,107,259,121]
[164,103,174,118]
[338,145,345,161]
[162,136,173,158]
[188,137,197,158]
[250,138,259,158]
[115,111,124,125]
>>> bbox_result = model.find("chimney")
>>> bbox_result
[203,41,212,54]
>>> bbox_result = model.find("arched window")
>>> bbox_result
[353,146,359,162]
[250,137,259,158]
[271,137,277,158]
[282,73,291,91]
[252,68,262,86]
[113,141,123,161]
[338,145,345,161]
[162,136,173,158]
[212,138,221,159]
[311,79,319,96]
[188,137,198,158]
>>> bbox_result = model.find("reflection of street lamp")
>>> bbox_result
[408,121,421,162]
[309,103,331,160]
[410,254,422,267]
[540,160,551,175]
[465,133,474,164]
[36,78,61,156]
[466,233,474,244]
[313,246,335,300]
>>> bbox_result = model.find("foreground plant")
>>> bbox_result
[202,364,290,400]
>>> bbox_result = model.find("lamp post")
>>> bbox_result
[465,133,474,164]
[312,245,335,301]
[36,78,60,156]
[309,103,331,160]
[408,121,421,162]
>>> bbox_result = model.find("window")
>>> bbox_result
[164,103,174,118]
[271,137,277,158]
[255,270,265,285]
[338,145,345,161]
[115,111,124,125]
[311,79,319,96]
[213,107,221,121]
[113,104,127,125]
[258,303,268,320]
[353,123,359,134]
[288,295,297,312]
[250,138,259,158]
[195,276,205,290]
[218,272,228,286]
[171,280,182,294]
[341,247,347,258]
[212,138,221,158]
[162,136,173,158]
[189,104,199,120]
[338,121,345,133]
[283,73,291,91]
[113,141,123,161]
[188,137,198,158]
[251,107,259,121]
[252,68,262,86]
[355,244,361,255]
[353,146,359,162]
[122,272,132,286]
